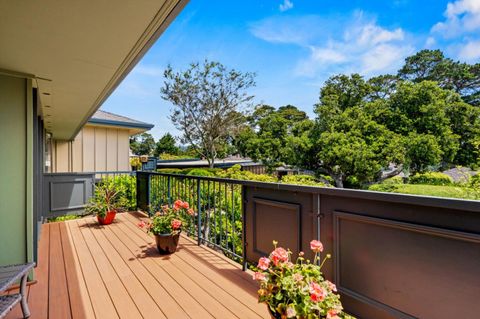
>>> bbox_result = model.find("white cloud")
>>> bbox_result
[432,0,480,38]
[425,36,436,48]
[251,12,414,79]
[279,0,294,12]
[249,15,325,46]
[133,65,164,77]
[352,23,404,46]
[458,39,480,61]
[289,13,413,77]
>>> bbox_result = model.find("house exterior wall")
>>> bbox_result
[0,74,34,266]
[51,125,131,173]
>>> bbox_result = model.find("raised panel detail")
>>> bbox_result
[50,181,86,211]
[253,198,301,256]
[333,211,480,319]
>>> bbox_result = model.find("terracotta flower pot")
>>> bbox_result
[97,211,116,225]
[154,232,180,254]
[267,306,281,319]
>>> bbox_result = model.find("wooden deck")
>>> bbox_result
[5,212,268,319]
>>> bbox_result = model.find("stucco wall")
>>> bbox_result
[51,125,131,172]
[0,74,34,265]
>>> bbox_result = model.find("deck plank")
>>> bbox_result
[83,219,166,319]
[64,221,95,319]
[59,222,91,319]
[75,219,143,319]
[26,223,50,319]
[107,218,214,319]
[68,220,119,319]
[48,223,72,319]
[5,213,270,319]
[119,213,268,318]
[100,224,189,319]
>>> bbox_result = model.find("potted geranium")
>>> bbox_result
[252,240,354,319]
[138,200,194,254]
[85,183,123,225]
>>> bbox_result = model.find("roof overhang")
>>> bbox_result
[86,120,154,136]
[0,0,188,140]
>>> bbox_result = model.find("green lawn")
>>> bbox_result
[368,183,479,200]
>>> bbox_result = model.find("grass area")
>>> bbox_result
[368,183,479,200]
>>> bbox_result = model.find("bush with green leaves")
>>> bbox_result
[101,175,137,210]
[281,175,329,187]
[381,176,404,185]
[409,172,453,186]
[216,165,277,182]
[469,174,480,188]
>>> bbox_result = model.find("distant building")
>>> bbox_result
[48,110,153,172]
[156,157,266,173]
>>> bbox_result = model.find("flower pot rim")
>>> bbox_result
[153,231,181,237]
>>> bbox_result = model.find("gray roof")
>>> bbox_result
[442,167,478,182]
[88,110,154,130]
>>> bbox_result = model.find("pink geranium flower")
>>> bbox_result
[326,280,337,292]
[137,221,146,228]
[327,309,341,319]
[187,208,195,216]
[269,247,289,265]
[171,219,182,230]
[257,257,270,270]
[252,272,267,281]
[310,240,323,253]
[309,281,327,302]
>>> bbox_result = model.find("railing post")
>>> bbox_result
[167,175,171,205]
[197,178,202,246]
[242,185,247,271]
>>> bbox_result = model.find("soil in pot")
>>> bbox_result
[97,211,116,225]
[154,233,180,254]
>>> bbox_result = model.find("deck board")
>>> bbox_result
[5,213,269,319]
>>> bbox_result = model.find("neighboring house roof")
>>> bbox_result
[442,167,478,183]
[88,110,154,135]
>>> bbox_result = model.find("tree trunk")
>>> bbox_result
[333,175,344,188]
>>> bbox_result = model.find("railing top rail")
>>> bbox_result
[141,171,480,212]
[44,170,135,176]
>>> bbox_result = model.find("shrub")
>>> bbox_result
[101,175,137,211]
[281,175,328,187]
[186,168,215,177]
[368,183,398,192]
[469,174,480,188]
[157,168,185,174]
[216,165,277,182]
[409,172,453,186]
[382,176,404,185]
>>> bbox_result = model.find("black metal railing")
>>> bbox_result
[144,172,244,261]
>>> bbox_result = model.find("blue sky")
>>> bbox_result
[101,0,480,139]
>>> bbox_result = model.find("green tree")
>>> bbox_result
[398,49,480,106]
[236,105,312,171]
[371,81,460,168]
[130,133,155,156]
[154,133,179,157]
[161,60,255,168]
[309,104,404,188]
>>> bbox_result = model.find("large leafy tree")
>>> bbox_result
[161,60,255,167]
[310,76,405,187]
[398,49,480,106]
[130,132,155,156]
[154,133,179,157]
[236,105,312,171]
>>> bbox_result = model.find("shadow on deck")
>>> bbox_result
[5,212,268,319]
